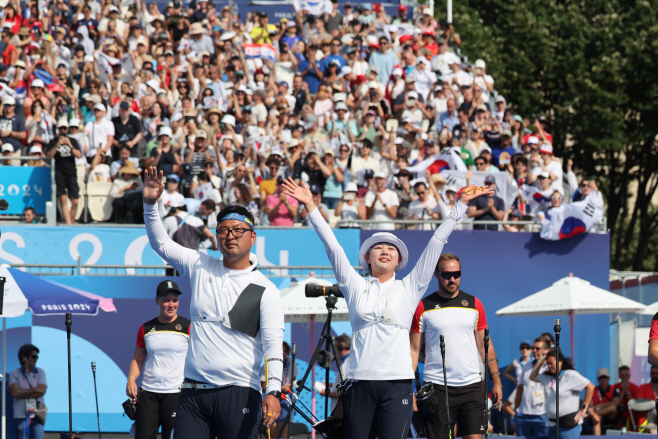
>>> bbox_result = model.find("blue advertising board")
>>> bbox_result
[0,167,51,214]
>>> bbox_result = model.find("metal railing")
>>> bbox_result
[10,262,360,278]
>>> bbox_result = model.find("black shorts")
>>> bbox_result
[422,381,486,438]
[55,173,79,198]
[135,389,179,439]
[173,384,261,439]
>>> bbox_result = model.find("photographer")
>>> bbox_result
[46,122,81,224]
[127,280,190,439]
[9,344,47,439]
[112,101,143,158]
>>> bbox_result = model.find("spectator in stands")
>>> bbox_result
[147,127,181,176]
[335,182,362,228]
[467,175,504,230]
[110,146,141,181]
[110,161,144,224]
[230,183,259,225]
[0,96,26,166]
[193,172,222,204]
[613,365,638,411]
[163,205,218,251]
[46,132,81,224]
[158,175,185,218]
[23,207,38,224]
[528,143,563,193]
[438,98,459,132]
[112,101,143,158]
[351,140,380,180]
[87,149,112,182]
[492,130,520,167]
[502,207,526,232]
[566,159,603,203]
[407,181,440,230]
[300,184,329,226]
[369,36,398,84]
[264,176,298,226]
[85,104,115,162]
[26,145,46,167]
[321,149,344,208]
[0,143,14,165]
[588,367,620,436]
[364,171,399,230]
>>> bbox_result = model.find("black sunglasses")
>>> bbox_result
[30,355,39,360]
[438,271,461,280]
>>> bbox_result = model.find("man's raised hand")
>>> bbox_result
[281,177,315,212]
[143,166,165,205]
[459,184,495,205]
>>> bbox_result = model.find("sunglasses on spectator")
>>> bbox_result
[438,271,461,280]
[520,346,532,350]
[340,148,349,153]
[30,355,38,360]
[580,183,590,188]
[551,196,562,201]
[475,161,486,167]
[415,190,426,195]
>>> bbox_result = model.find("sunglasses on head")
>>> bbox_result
[438,271,461,280]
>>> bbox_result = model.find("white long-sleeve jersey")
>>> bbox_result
[144,203,284,393]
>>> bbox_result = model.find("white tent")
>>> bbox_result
[640,301,658,316]
[281,278,349,323]
[496,273,646,362]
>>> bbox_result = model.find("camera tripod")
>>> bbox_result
[276,293,345,439]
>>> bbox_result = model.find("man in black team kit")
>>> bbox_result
[126,280,190,439]
[410,253,502,439]
[143,167,284,439]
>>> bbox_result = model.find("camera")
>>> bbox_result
[305,283,343,298]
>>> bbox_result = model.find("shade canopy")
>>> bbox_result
[0,266,116,317]
[496,274,646,317]
[640,301,658,316]
[281,278,350,323]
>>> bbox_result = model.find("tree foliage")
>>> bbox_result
[446,0,658,270]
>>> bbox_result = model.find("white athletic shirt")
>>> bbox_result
[144,203,285,393]
[536,369,589,425]
[307,201,468,381]
[517,360,548,416]
[136,315,190,393]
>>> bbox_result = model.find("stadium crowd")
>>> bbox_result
[0,0,603,229]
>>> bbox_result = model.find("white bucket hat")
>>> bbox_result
[359,232,409,272]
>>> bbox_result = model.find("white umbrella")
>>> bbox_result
[496,273,646,362]
[281,278,349,323]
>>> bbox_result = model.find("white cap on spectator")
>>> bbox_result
[407,91,419,100]
[394,137,404,145]
[344,182,358,193]
[57,118,69,128]
[527,136,540,145]
[1,144,12,152]
[31,79,45,88]
[475,59,486,69]
[146,79,161,93]
[220,31,236,41]
[476,103,488,112]
[367,82,378,89]
[335,101,348,111]
[108,5,119,12]
[341,34,353,45]
[222,115,236,126]
[333,92,347,102]
[339,66,352,78]
[69,118,81,128]
[3,96,16,105]
[94,103,106,112]
[83,55,94,63]
[421,133,429,140]
[446,185,458,194]
[374,171,387,179]
[478,145,492,155]
[539,143,554,155]
[190,22,204,35]
[434,85,443,92]
[495,95,506,103]
[540,171,550,178]
[159,126,173,138]
[286,21,297,28]
[392,67,403,77]
[29,145,43,154]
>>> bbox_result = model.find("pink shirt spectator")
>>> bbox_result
[265,194,298,226]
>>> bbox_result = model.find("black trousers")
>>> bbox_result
[173,385,261,439]
[422,381,486,439]
[135,389,180,439]
[343,379,414,439]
